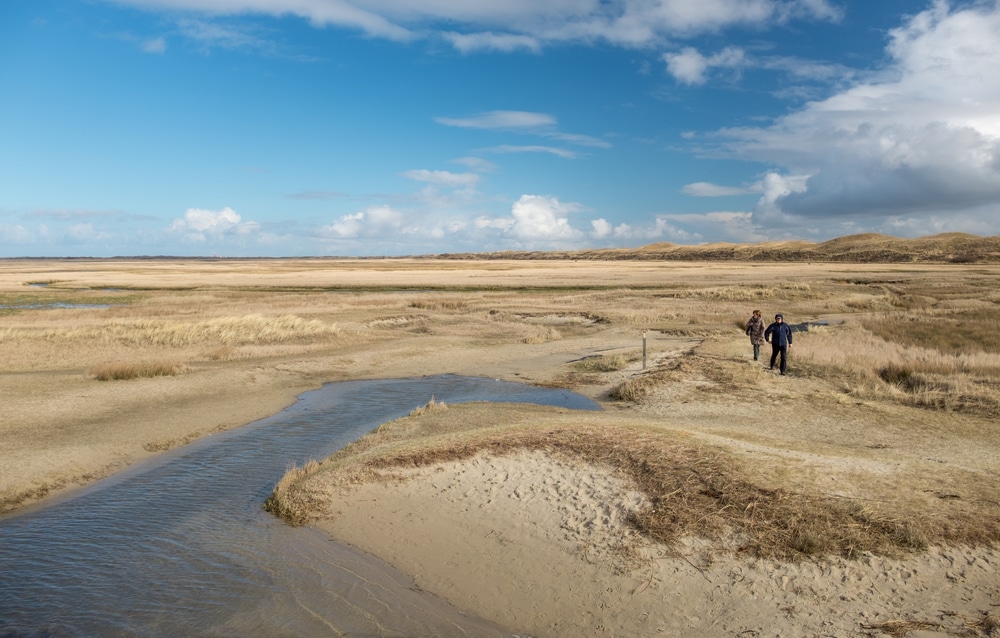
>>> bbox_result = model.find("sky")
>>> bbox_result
[1,0,999,257]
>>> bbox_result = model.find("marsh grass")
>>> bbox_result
[4,313,338,347]
[90,361,185,381]
[865,308,1000,355]
[797,321,1000,417]
[266,405,1000,559]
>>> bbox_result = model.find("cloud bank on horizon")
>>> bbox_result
[1,0,998,256]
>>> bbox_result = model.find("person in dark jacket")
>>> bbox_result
[764,313,793,375]
[745,309,766,361]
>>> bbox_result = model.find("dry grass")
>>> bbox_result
[4,257,1000,561]
[572,352,636,373]
[5,314,339,347]
[266,402,1000,560]
[90,361,185,381]
[259,261,1000,562]
[796,321,1000,417]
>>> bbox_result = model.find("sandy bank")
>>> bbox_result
[316,450,1000,638]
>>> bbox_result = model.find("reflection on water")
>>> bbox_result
[0,375,598,637]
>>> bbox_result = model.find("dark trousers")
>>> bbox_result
[753,343,761,360]
[770,344,788,373]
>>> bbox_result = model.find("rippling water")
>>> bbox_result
[0,375,598,637]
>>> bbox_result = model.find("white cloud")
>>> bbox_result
[452,156,499,172]
[319,205,404,239]
[591,218,613,238]
[108,0,842,49]
[67,223,112,242]
[682,181,759,196]
[435,110,556,130]
[169,206,261,241]
[550,131,612,148]
[141,36,167,53]
[444,31,540,53]
[402,169,480,187]
[472,195,586,246]
[483,144,579,159]
[664,46,745,85]
[437,110,610,152]
[702,1,1000,232]
[509,195,583,241]
[0,224,37,245]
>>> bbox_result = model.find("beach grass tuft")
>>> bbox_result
[90,361,185,381]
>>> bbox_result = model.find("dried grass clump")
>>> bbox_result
[90,361,185,381]
[409,298,468,311]
[573,353,633,373]
[609,374,659,401]
[267,415,992,560]
[521,327,563,344]
[264,459,323,526]
[408,397,448,416]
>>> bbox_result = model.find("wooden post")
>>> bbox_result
[642,331,647,369]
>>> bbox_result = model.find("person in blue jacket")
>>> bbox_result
[764,313,793,375]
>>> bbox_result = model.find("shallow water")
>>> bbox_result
[0,375,598,637]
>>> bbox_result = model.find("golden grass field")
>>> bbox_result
[3,254,999,635]
[2,255,997,554]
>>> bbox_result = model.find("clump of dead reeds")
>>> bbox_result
[89,361,185,381]
[609,375,658,401]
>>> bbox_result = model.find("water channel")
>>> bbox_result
[0,375,599,637]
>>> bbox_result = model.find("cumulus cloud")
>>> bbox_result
[591,218,613,238]
[169,207,261,240]
[710,1,1000,232]
[318,205,405,239]
[509,195,583,241]
[106,0,841,50]
[472,195,586,247]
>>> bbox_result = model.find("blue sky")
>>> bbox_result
[1,0,999,257]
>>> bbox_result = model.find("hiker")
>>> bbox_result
[764,313,793,375]
[745,309,766,361]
